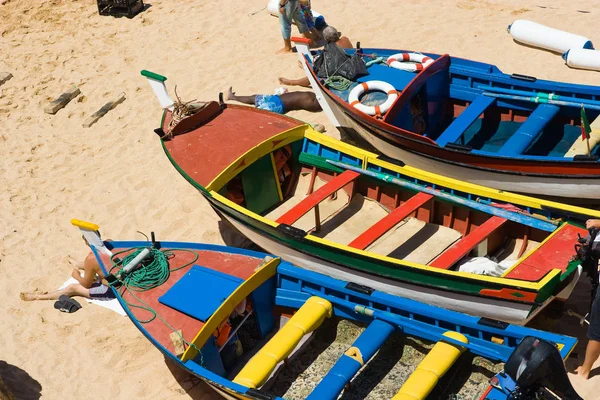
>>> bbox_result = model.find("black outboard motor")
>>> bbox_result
[503,336,582,400]
[574,227,599,311]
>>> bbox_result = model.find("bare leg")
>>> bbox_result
[20,284,90,301]
[224,87,257,106]
[280,92,322,113]
[278,76,311,88]
[576,340,600,379]
[276,38,293,54]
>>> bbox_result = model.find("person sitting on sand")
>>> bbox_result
[576,218,600,379]
[278,26,353,88]
[225,86,321,114]
[20,233,115,302]
[277,0,309,54]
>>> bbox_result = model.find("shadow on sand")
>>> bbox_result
[164,357,221,400]
[0,361,42,400]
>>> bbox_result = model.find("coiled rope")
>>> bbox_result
[109,247,204,364]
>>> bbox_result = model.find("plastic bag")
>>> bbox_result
[312,43,368,81]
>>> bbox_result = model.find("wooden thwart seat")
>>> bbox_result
[233,296,332,389]
[276,170,360,226]
[393,331,468,400]
[349,192,433,250]
[436,96,496,147]
[429,216,507,269]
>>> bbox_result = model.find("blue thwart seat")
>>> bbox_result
[306,319,395,400]
[497,104,560,156]
[436,96,496,147]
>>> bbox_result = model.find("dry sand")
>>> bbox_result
[1,0,599,398]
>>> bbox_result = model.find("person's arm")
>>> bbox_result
[78,254,100,289]
[587,219,600,230]
[279,0,288,13]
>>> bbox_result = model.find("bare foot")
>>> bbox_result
[278,77,293,86]
[297,60,303,69]
[224,86,234,101]
[20,292,38,301]
[576,366,590,379]
[276,47,293,54]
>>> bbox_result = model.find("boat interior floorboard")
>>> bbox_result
[314,195,389,244]
[367,218,462,265]
[266,173,350,232]
[267,318,501,400]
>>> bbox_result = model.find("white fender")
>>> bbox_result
[508,19,594,54]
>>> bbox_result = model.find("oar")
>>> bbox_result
[326,160,559,232]
[479,85,600,108]
[482,92,600,111]
[302,287,511,361]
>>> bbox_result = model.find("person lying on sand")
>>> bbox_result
[575,218,600,379]
[20,233,115,302]
[278,26,353,88]
[225,86,321,114]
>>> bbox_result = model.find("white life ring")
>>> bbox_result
[348,80,399,117]
[386,53,434,72]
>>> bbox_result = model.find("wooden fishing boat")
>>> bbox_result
[292,38,600,201]
[141,71,600,324]
[72,220,581,400]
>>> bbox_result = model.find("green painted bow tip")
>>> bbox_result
[141,70,167,82]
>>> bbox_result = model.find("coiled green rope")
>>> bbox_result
[108,247,204,364]
[324,75,353,91]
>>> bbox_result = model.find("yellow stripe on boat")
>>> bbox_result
[212,187,560,289]
[181,257,281,363]
[233,296,332,389]
[305,235,560,290]
[392,331,468,400]
[70,218,100,231]
[205,125,308,192]
[209,191,280,228]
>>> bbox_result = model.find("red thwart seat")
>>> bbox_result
[276,170,360,226]
[349,192,433,250]
[429,216,508,269]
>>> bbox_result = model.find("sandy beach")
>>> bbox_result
[1,0,599,398]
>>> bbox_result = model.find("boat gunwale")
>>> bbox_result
[301,52,600,171]
[159,119,596,295]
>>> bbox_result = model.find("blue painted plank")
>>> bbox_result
[158,265,243,322]
[306,319,395,400]
[437,95,496,147]
[497,104,560,156]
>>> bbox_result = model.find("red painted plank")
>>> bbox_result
[429,216,507,269]
[276,170,360,226]
[349,192,433,250]
[505,224,586,281]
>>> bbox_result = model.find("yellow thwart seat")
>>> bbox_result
[233,296,332,389]
[393,331,468,400]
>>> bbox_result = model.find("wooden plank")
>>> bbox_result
[276,170,360,226]
[0,72,13,86]
[44,86,81,114]
[429,216,507,269]
[82,93,126,128]
[349,192,433,250]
